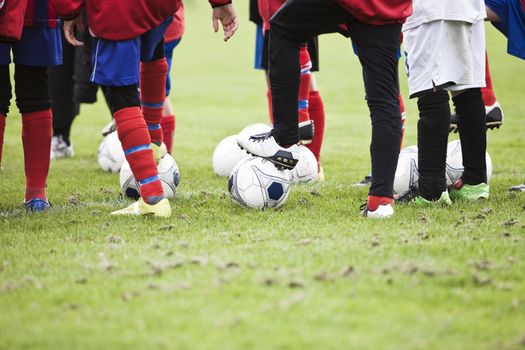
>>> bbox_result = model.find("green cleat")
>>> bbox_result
[449,180,489,202]
[396,187,452,206]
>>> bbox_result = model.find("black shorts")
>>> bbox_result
[261,30,319,72]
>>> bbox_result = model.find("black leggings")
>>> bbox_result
[269,0,402,197]
[0,64,51,116]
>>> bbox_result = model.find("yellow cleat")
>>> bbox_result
[111,198,172,218]
[151,143,167,163]
[317,166,325,182]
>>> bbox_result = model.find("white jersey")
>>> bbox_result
[403,0,487,31]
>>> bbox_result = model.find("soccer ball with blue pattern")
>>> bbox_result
[120,153,180,200]
[229,157,291,210]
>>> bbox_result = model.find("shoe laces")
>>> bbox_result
[249,130,274,143]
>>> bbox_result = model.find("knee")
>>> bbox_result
[14,65,51,113]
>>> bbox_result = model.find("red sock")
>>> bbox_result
[305,91,325,170]
[367,195,394,211]
[140,59,168,145]
[161,114,175,154]
[481,52,497,107]
[399,94,407,148]
[0,114,5,168]
[267,88,274,124]
[114,107,164,203]
[22,109,52,201]
[298,46,312,124]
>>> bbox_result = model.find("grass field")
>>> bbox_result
[1,3,525,349]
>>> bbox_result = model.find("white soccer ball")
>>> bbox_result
[120,153,180,200]
[238,123,272,139]
[212,135,250,177]
[393,145,419,195]
[228,157,291,210]
[446,140,493,186]
[291,146,318,183]
[98,131,126,173]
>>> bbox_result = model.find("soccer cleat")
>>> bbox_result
[151,142,167,163]
[353,175,372,187]
[360,202,394,219]
[50,135,74,159]
[509,183,525,192]
[450,101,504,133]
[111,198,172,217]
[237,130,300,170]
[396,187,452,206]
[449,180,489,201]
[298,120,314,145]
[101,119,116,137]
[24,198,51,212]
[317,166,325,182]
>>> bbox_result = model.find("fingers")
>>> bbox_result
[221,17,238,42]
[63,20,84,47]
[212,16,219,33]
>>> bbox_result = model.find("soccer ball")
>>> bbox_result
[228,157,291,210]
[238,123,272,139]
[212,135,250,177]
[98,131,126,173]
[290,146,318,183]
[393,145,419,195]
[120,153,180,200]
[446,140,493,185]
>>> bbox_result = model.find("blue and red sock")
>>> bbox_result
[114,107,164,204]
[298,46,312,125]
[140,59,168,146]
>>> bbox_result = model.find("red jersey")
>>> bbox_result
[0,0,59,42]
[52,0,231,41]
[165,3,185,42]
[257,0,411,31]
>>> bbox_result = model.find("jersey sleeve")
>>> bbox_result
[209,0,232,8]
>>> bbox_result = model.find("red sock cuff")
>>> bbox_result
[367,195,394,211]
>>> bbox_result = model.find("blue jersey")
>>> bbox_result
[486,0,525,60]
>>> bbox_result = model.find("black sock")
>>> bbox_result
[417,90,450,200]
[453,88,487,185]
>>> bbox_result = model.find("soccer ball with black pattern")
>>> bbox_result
[393,145,419,196]
[120,153,180,200]
[228,157,291,210]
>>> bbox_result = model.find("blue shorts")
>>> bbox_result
[90,17,173,86]
[254,24,264,70]
[164,38,181,96]
[0,26,62,66]
[486,0,525,60]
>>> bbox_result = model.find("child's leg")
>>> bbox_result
[161,100,175,154]
[453,88,487,185]
[0,64,11,168]
[14,65,52,202]
[108,85,165,205]
[416,90,450,200]
[305,75,324,171]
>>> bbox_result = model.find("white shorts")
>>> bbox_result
[403,20,486,97]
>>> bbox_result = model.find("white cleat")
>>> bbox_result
[101,119,116,136]
[236,131,300,170]
[50,135,74,159]
[361,203,394,219]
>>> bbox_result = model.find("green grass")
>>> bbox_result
[1,4,525,349]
